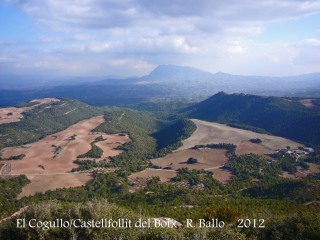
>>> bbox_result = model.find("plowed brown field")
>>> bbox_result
[0,115,130,197]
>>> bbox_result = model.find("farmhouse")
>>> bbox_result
[277,149,292,155]
[303,147,314,153]
[294,150,306,155]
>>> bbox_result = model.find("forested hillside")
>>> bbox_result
[93,110,162,172]
[0,176,30,218]
[0,99,103,149]
[182,92,320,145]
[92,110,197,171]
[152,119,196,156]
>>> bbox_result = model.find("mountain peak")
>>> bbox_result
[144,64,213,81]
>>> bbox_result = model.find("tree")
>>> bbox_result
[250,138,262,144]
[204,204,241,223]
[187,157,198,164]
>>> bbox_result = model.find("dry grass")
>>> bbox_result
[282,171,297,179]
[0,116,130,174]
[299,99,314,108]
[152,118,303,184]
[208,168,233,184]
[282,163,320,180]
[307,162,320,173]
[17,173,92,199]
[151,148,228,171]
[129,169,176,182]
[95,134,130,160]
[0,115,130,197]
[150,147,232,185]
[236,141,274,159]
[0,98,60,124]
[179,119,302,153]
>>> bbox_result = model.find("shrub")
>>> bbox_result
[187,157,198,164]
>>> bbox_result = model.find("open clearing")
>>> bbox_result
[17,173,92,199]
[0,98,60,124]
[129,169,177,192]
[129,169,176,182]
[235,141,274,158]
[208,168,233,184]
[0,115,130,197]
[299,99,314,108]
[282,163,320,179]
[150,148,231,184]
[307,162,320,174]
[151,148,228,171]
[179,119,302,154]
[95,134,130,160]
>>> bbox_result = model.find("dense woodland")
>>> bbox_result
[151,119,196,157]
[0,176,30,218]
[93,110,161,172]
[77,136,105,159]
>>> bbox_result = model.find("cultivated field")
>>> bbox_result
[208,168,233,184]
[95,134,130,160]
[17,173,92,199]
[282,163,320,180]
[0,115,130,197]
[0,98,60,124]
[179,119,302,154]
[299,99,314,108]
[129,169,177,182]
[146,118,303,185]
[235,140,274,158]
[307,162,320,174]
[128,169,177,192]
[151,148,228,171]
[0,116,130,174]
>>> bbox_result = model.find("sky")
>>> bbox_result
[0,0,320,77]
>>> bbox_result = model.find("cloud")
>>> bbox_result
[227,45,245,54]
[8,0,320,32]
[1,0,320,76]
[88,42,110,52]
[9,0,140,30]
[39,36,62,43]
[109,58,152,70]
[300,38,320,47]
[292,38,320,66]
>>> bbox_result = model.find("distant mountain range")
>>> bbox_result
[137,65,320,98]
[0,64,320,107]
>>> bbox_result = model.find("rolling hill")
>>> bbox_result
[0,98,103,149]
[181,92,320,145]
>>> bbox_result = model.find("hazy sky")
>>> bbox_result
[1,0,320,77]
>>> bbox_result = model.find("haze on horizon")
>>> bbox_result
[1,0,320,78]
